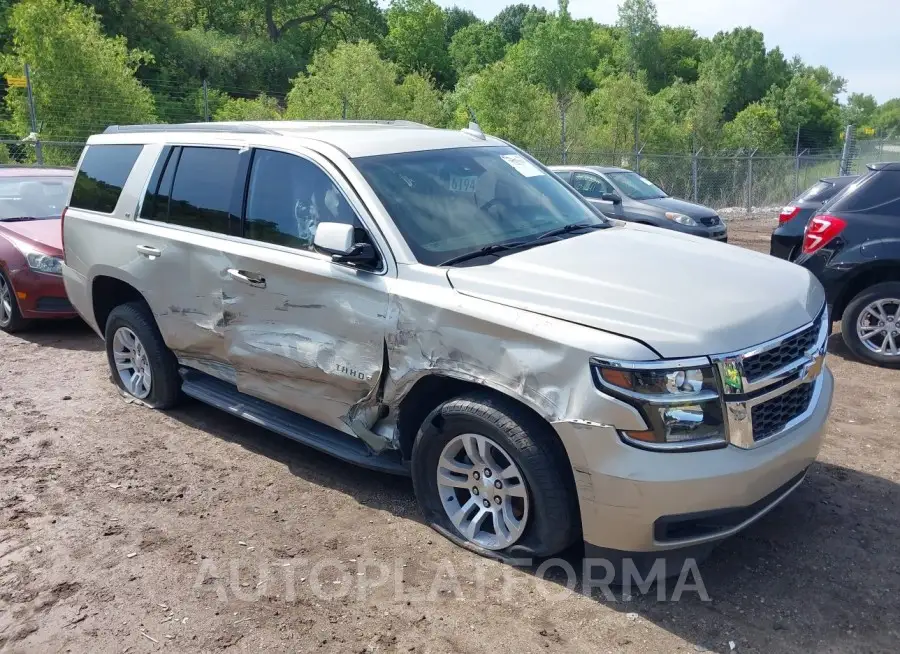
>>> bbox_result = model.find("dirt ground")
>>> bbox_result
[2,217,899,654]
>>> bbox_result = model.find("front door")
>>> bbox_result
[222,147,390,435]
[571,172,623,218]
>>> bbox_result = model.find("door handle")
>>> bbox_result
[136,245,161,258]
[227,268,266,288]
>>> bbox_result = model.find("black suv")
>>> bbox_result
[793,162,900,367]
[770,175,859,260]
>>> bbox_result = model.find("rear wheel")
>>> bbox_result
[0,270,30,333]
[841,282,900,368]
[411,392,580,560]
[104,302,182,408]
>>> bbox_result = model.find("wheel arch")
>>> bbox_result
[90,274,147,337]
[831,261,900,320]
[393,372,561,462]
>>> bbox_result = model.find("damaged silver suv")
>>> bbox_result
[62,121,832,572]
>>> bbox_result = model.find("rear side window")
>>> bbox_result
[70,144,143,213]
[828,172,900,217]
[166,147,241,234]
[571,172,614,199]
[797,181,834,203]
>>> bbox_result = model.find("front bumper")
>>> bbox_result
[553,367,832,553]
[8,266,77,319]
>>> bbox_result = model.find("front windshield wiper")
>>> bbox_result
[440,241,530,267]
[532,222,608,241]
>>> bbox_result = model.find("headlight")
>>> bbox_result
[25,251,63,275]
[665,212,698,226]
[592,359,726,451]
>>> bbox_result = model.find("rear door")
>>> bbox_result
[135,144,247,379]
[221,146,390,435]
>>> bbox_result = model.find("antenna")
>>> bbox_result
[462,107,485,140]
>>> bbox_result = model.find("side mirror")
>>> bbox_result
[313,221,377,267]
[601,192,622,204]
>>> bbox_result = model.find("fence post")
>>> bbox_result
[839,124,855,175]
[635,145,644,175]
[746,149,757,213]
[632,107,640,172]
[24,63,43,166]
[793,125,801,197]
[691,147,701,203]
[202,79,210,121]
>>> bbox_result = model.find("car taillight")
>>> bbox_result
[778,206,801,224]
[802,214,846,255]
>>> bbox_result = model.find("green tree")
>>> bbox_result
[657,26,704,85]
[214,93,283,120]
[764,74,842,150]
[2,0,156,152]
[842,92,878,127]
[489,3,547,45]
[285,40,399,119]
[721,102,783,153]
[385,0,453,88]
[616,0,661,88]
[514,0,593,155]
[698,28,774,121]
[443,5,478,41]
[449,23,506,78]
[450,62,556,149]
[395,71,445,125]
[585,73,648,153]
[873,98,900,137]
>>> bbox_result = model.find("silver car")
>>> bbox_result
[61,121,832,576]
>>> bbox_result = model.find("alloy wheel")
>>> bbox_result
[112,327,153,398]
[436,433,530,550]
[0,276,12,327]
[856,298,900,357]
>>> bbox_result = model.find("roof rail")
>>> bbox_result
[103,123,276,135]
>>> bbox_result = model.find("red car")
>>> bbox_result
[0,166,76,332]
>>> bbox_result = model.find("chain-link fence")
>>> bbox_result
[528,149,847,210]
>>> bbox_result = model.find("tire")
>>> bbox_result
[0,269,31,333]
[841,281,900,368]
[411,391,580,561]
[104,301,182,408]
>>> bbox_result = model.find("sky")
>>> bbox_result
[436,0,900,103]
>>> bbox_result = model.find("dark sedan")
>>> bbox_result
[770,175,859,260]
[551,165,727,240]
[793,163,900,367]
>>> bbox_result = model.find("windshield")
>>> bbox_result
[606,171,667,201]
[0,176,72,220]
[353,146,606,266]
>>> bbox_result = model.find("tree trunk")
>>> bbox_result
[265,0,280,41]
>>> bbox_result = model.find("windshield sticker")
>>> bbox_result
[500,154,544,178]
[448,176,478,193]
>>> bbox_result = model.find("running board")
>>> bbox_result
[179,369,409,476]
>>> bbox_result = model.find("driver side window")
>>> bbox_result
[571,172,614,199]
[244,149,361,250]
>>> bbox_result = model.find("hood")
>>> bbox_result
[447,224,825,358]
[0,219,63,253]
[640,196,717,218]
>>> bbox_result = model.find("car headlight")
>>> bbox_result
[25,251,63,275]
[592,358,726,451]
[665,212,698,226]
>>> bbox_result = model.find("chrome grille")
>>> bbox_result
[742,315,822,382]
[751,383,815,441]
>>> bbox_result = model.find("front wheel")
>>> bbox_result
[411,392,580,560]
[841,282,900,368]
[0,270,31,333]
